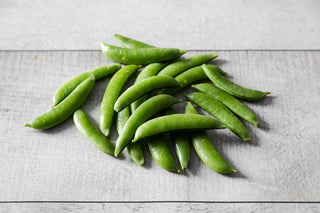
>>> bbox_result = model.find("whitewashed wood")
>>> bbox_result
[0,0,319,50]
[1,203,319,213]
[0,50,319,202]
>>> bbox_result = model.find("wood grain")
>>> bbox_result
[0,50,319,202]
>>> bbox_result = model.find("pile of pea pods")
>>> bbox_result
[25,34,270,174]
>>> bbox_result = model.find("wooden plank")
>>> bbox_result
[1,203,319,213]
[0,0,319,50]
[0,50,319,201]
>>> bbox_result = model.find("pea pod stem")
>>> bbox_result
[114,34,155,48]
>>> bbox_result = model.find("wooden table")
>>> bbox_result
[1,0,319,212]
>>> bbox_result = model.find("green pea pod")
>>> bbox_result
[114,34,155,48]
[202,64,270,101]
[114,76,180,112]
[53,64,121,106]
[100,65,141,137]
[116,107,144,165]
[114,94,180,156]
[101,42,186,65]
[160,64,227,95]
[192,83,259,126]
[158,53,218,77]
[133,114,225,142]
[185,102,237,174]
[74,108,114,156]
[164,107,190,170]
[148,136,180,173]
[131,63,167,112]
[185,92,250,141]
[25,75,95,129]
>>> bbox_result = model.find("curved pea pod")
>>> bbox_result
[53,64,121,106]
[101,42,186,65]
[185,102,237,174]
[158,53,218,77]
[164,107,190,170]
[192,83,259,126]
[116,107,144,166]
[185,92,251,141]
[25,75,95,129]
[74,108,114,156]
[202,64,270,101]
[99,65,141,137]
[133,114,225,142]
[114,34,155,48]
[114,75,180,112]
[148,136,180,173]
[114,94,180,157]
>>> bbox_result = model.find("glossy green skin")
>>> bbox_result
[158,53,218,77]
[133,114,225,142]
[114,34,155,48]
[193,83,259,126]
[185,92,251,141]
[202,64,269,101]
[25,76,95,129]
[114,94,180,156]
[53,64,121,106]
[101,42,185,65]
[185,102,237,174]
[148,136,180,173]
[114,75,180,112]
[100,65,140,137]
[130,63,167,112]
[164,108,190,170]
[116,107,144,165]
[74,109,114,156]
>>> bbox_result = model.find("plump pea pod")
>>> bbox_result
[185,102,237,174]
[25,76,95,129]
[133,114,225,142]
[192,83,259,126]
[53,64,121,106]
[116,107,144,166]
[185,92,250,141]
[114,34,155,48]
[114,94,180,156]
[74,108,114,156]
[160,64,227,95]
[101,42,186,65]
[158,53,218,77]
[148,136,181,173]
[100,65,141,137]
[164,107,190,170]
[202,64,270,101]
[131,63,167,112]
[114,76,180,112]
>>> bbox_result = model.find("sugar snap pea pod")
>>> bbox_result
[192,83,259,126]
[164,107,190,170]
[185,102,237,174]
[148,136,180,173]
[100,65,141,137]
[185,92,250,141]
[74,108,114,156]
[53,64,121,106]
[116,107,144,165]
[114,94,180,156]
[25,76,95,129]
[101,42,186,65]
[131,63,167,112]
[158,53,218,77]
[114,76,180,112]
[133,114,225,142]
[114,34,155,48]
[202,64,270,101]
